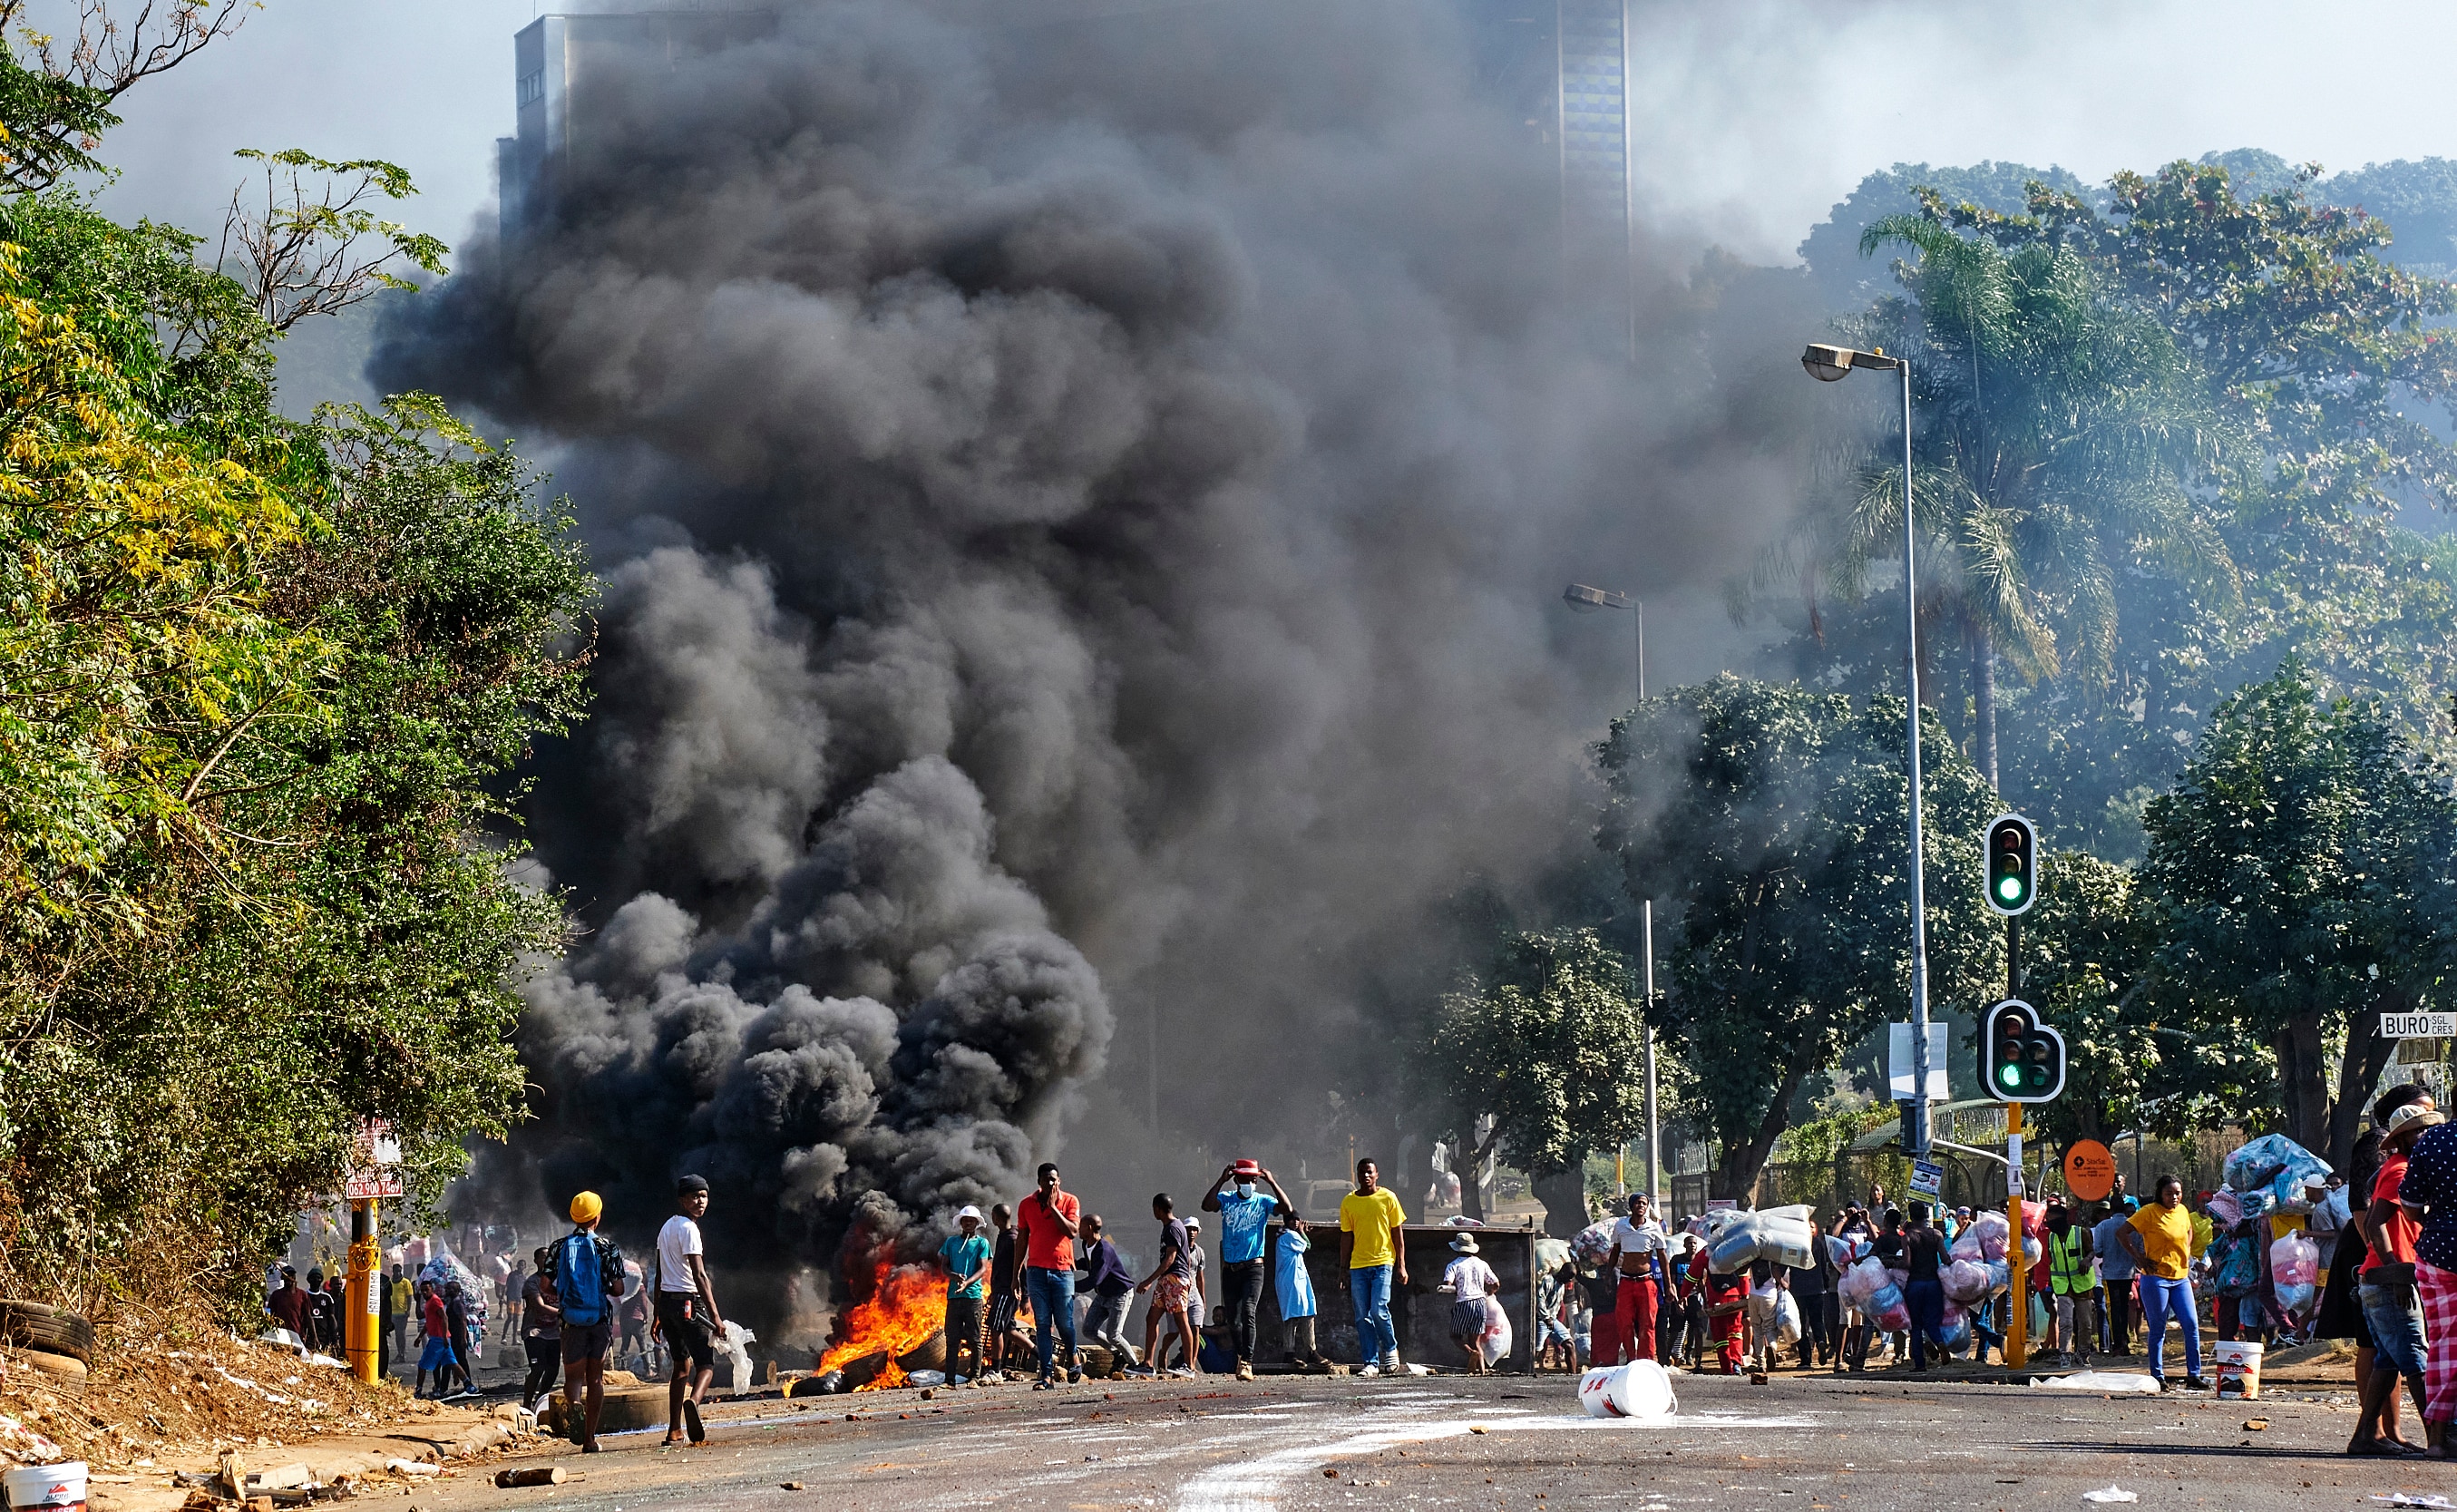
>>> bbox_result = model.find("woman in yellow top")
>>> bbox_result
[2118,1175,2210,1391]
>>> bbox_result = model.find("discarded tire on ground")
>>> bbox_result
[894,1330,946,1374]
[0,1302,95,1364]
[12,1347,88,1395]
[547,1385,669,1436]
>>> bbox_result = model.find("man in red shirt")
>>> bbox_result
[1014,1162,1083,1389]
[2354,1100,2442,1456]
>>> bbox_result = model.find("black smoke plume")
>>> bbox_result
[378,0,1826,1312]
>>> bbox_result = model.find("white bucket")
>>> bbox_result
[2211,1340,2262,1400]
[1575,1360,1678,1419]
[3,1463,85,1512]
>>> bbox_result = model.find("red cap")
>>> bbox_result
[1232,1158,1262,1176]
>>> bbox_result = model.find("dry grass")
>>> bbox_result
[1,1297,443,1469]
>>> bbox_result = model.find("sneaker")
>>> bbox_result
[1356,1364,1380,1378]
[1033,1377,1056,1390]
[1381,1351,1402,1373]
[2183,1375,2211,1392]
[1235,1362,1254,1382]
[1168,1366,1196,1380]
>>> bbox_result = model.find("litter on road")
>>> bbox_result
[2080,1490,2138,1505]
[2033,1371,2160,1394]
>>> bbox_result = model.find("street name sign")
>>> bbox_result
[2383,1012,2457,1039]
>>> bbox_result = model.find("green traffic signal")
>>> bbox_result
[1984,814,2039,916]
[1982,998,2065,1103]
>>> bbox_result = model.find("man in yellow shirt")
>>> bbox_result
[2118,1175,2209,1392]
[1339,1158,1409,1376]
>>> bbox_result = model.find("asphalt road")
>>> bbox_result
[394,1365,2442,1512]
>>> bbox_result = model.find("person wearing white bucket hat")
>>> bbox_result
[1441,1234,1506,1373]
[939,1205,993,1385]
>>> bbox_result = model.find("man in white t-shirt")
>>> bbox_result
[655,1175,724,1446]
[1609,1194,1670,1363]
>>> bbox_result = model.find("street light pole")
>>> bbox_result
[1802,342,1932,1158]
[1563,582,1663,1205]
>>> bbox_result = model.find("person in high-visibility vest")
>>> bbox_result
[2045,1197,2095,1365]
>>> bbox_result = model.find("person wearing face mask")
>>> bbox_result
[1203,1161,1291,1380]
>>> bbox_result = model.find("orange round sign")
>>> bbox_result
[2064,1140,2118,1203]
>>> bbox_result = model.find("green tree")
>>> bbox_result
[1415,928,1644,1227]
[1790,205,2235,788]
[2137,660,2457,1169]
[1596,676,2002,1198]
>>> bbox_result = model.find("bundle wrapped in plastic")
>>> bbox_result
[2205,1190,2246,1227]
[1938,1312,1972,1352]
[1568,1222,1617,1266]
[2270,1227,2317,1319]
[2226,1134,2333,1214]
[1826,1233,1870,1269]
[1871,1280,1911,1334]
[1966,1210,2011,1260]
[1703,1204,1817,1272]
[2020,1234,2043,1267]
[1985,1259,2011,1294]
[1942,1258,1992,1304]
[1950,1227,1985,1263]
[1838,1253,1887,1308]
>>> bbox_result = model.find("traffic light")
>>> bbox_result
[1983,998,2065,1103]
[1984,813,2040,916]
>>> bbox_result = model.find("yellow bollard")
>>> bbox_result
[346,1198,380,1385]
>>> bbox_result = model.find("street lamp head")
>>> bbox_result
[1801,343,1900,382]
[1563,582,1633,613]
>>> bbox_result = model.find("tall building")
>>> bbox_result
[498,5,776,234]
[499,0,1638,331]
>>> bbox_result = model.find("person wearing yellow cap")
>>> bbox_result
[552,1191,627,1453]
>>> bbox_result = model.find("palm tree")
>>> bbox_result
[1779,210,2239,785]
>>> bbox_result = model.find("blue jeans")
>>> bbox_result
[2361,1280,2428,1380]
[1350,1264,1396,1364]
[2138,1275,2199,1380]
[1904,1278,1945,1368]
[1025,1265,1077,1380]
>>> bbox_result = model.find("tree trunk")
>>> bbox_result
[2273,1013,2331,1155]
[1533,1166,1587,1238]
[1455,1134,1485,1223]
[1971,629,1998,789]
[2329,994,2408,1171]
[1709,1043,1821,1201]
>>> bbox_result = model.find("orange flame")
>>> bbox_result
[817,1259,947,1391]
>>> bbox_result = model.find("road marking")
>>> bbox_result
[1175,1413,1818,1512]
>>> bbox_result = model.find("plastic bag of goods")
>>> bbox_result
[1985,1259,2011,1294]
[1950,1227,1985,1263]
[1967,1210,2010,1261]
[1826,1234,1868,1269]
[1868,1275,1911,1334]
[1704,1205,1817,1272]
[1773,1289,1802,1345]
[1942,1258,1991,1305]
[2226,1134,2332,1213]
[1569,1222,1617,1266]
[1578,1360,1679,1419]
[2205,1190,2245,1227]
[2274,1281,2316,1317]
[1938,1307,1972,1353]
[2270,1232,2318,1287]
[1838,1254,1883,1307]
[2020,1234,2043,1267]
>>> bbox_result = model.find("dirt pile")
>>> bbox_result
[0,1302,434,1470]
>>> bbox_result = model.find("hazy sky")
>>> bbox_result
[87,0,2457,267]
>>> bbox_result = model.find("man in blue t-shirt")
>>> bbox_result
[938,1206,994,1382]
[1203,1159,1293,1380]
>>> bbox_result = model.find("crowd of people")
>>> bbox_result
[928,1156,1452,1390]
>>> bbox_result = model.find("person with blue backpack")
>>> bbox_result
[554,1191,628,1453]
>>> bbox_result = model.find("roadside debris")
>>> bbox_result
[2033,1371,2160,1394]
[2080,1491,2138,1505]
[494,1468,569,1488]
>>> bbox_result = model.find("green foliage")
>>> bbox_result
[1596,676,2003,1197]
[2137,659,2457,1168]
[2010,850,2165,1144]
[0,165,590,1312]
[1415,928,1645,1182]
